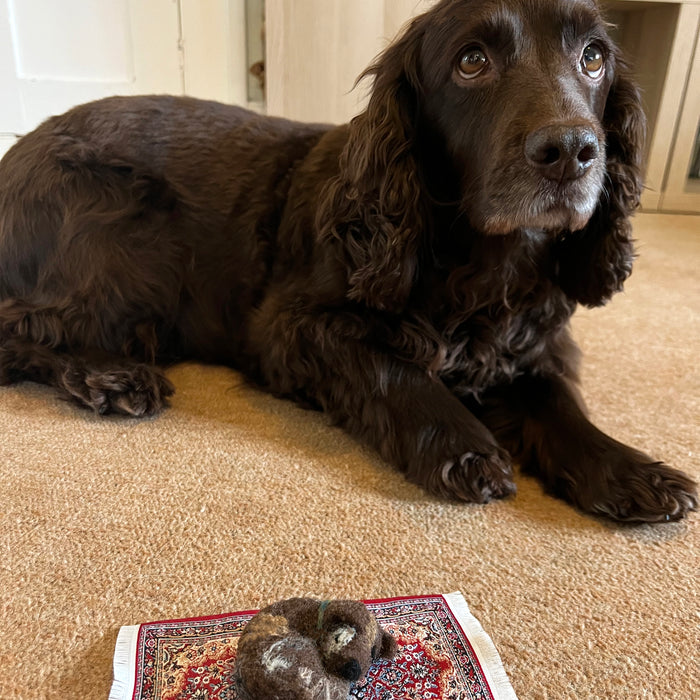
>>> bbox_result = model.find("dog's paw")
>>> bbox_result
[426,447,516,503]
[62,363,174,417]
[586,460,698,523]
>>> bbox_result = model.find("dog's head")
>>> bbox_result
[317,600,398,682]
[319,0,645,310]
[416,0,645,235]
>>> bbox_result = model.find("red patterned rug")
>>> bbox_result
[109,592,517,699]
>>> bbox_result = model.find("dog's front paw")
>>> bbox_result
[424,447,516,503]
[587,459,698,523]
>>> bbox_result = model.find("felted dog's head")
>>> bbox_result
[315,599,398,682]
[234,597,398,700]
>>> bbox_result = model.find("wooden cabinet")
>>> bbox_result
[661,28,700,212]
[264,0,436,123]
[603,1,700,213]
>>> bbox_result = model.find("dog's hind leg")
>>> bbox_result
[0,337,173,416]
[0,300,174,416]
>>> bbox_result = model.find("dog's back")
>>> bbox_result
[0,95,333,412]
[0,95,329,365]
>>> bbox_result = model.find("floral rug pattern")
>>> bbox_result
[111,593,517,700]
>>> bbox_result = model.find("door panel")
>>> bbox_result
[9,0,134,82]
[0,0,182,135]
[0,3,23,133]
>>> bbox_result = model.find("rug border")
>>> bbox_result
[442,591,518,700]
[108,592,518,700]
[108,625,140,700]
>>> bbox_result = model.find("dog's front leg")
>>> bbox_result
[333,358,516,503]
[252,310,515,503]
[491,375,698,522]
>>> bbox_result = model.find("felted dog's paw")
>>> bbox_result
[590,461,698,523]
[427,447,516,503]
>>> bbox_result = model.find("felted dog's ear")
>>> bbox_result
[377,627,398,659]
[554,60,646,307]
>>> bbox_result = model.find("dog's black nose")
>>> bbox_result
[525,124,599,181]
[339,659,362,681]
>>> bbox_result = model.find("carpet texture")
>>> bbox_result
[1,213,698,700]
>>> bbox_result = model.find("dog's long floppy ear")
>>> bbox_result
[316,18,426,313]
[554,59,647,307]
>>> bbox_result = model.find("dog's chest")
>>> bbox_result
[440,298,569,395]
[414,238,575,394]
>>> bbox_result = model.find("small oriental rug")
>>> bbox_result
[109,591,517,700]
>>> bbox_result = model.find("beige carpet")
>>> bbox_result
[1,212,698,700]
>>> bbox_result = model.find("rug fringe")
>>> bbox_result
[109,624,141,700]
[444,591,518,700]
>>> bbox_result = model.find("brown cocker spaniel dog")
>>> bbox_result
[0,0,696,522]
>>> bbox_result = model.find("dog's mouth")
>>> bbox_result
[477,174,604,235]
[483,202,596,235]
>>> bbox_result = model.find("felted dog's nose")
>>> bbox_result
[525,124,600,181]
[339,659,362,681]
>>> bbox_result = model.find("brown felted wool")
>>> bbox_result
[234,597,398,700]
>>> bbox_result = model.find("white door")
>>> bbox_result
[0,0,184,157]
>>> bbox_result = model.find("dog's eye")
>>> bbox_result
[458,47,489,79]
[581,43,605,79]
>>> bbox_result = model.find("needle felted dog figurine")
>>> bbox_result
[234,598,398,700]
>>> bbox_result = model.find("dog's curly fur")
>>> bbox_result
[0,0,696,522]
